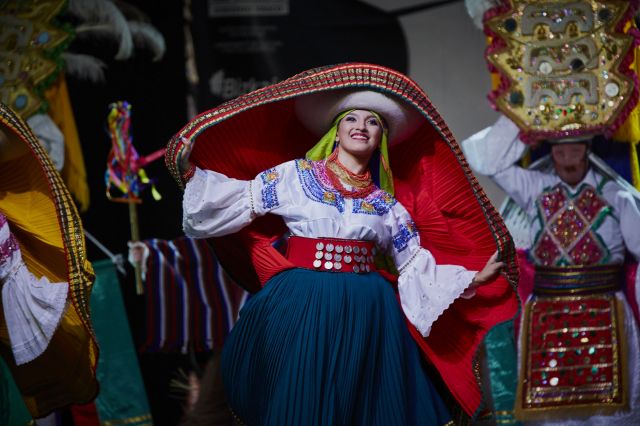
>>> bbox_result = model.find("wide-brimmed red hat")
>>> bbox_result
[166,62,519,418]
[0,102,98,417]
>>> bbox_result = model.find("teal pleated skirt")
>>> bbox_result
[221,268,451,426]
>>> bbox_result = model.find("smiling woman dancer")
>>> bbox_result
[167,63,519,425]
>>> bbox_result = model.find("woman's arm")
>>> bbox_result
[387,203,503,337]
[462,115,553,212]
[183,162,290,238]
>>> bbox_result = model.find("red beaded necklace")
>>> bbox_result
[324,149,377,198]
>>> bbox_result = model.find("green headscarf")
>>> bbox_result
[305,109,394,195]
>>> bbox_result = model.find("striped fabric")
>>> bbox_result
[140,237,249,353]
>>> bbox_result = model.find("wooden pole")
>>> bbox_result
[128,201,144,295]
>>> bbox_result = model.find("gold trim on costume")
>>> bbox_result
[516,293,628,420]
[533,264,622,295]
[101,414,153,425]
[485,0,636,140]
[494,409,520,424]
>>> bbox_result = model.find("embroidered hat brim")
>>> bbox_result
[0,102,98,417]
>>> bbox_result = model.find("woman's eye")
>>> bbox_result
[367,119,379,126]
[345,116,356,122]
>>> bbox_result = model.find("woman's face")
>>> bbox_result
[336,110,383,161]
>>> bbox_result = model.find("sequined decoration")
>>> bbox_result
[352,190,397,216]
[392,220,418,252]
[485,0,636,141]
[520,294,624,412]
[295,159,345,213]
[259,167,280,209]
[0,0,72,119]
[0,228,19,264]
[532,184,610,266]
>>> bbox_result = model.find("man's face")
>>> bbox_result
[550,143,589,186]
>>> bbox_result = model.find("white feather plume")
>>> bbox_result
[465,0,501,29]
[127,21,166,62]
[63,52,107,82]
[68,0,133,60]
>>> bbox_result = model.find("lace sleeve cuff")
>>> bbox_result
[398,248,477,337]
[2,262,69,365]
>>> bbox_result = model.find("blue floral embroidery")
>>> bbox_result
[260,168,280,209]
[352,190,397,216]
[295,159,345,213]
[392,220,418,252]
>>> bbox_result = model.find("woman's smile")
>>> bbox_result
[336,110,383,168]
[349,131,369,141]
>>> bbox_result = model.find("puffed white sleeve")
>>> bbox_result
[606,184,640,309]
[183,161,291,238]
[386,202,477,337]
[461,115,552,213]
[0,215,68,365]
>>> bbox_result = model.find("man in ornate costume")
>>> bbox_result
[463,0,640,423]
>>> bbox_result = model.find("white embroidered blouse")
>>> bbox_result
[183,159,477,337]
[462,115,640,266]
[462,115,640,308]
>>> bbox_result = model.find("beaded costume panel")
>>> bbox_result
[532,183,611,266]
[519,183,629,419]
[519,291,626,417]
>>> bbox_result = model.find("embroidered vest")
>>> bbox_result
[531,183,611,266]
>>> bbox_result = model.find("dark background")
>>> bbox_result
[67,2,188,423]
[66,0,422,423]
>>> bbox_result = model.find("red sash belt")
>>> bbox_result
[286,236,378,273]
